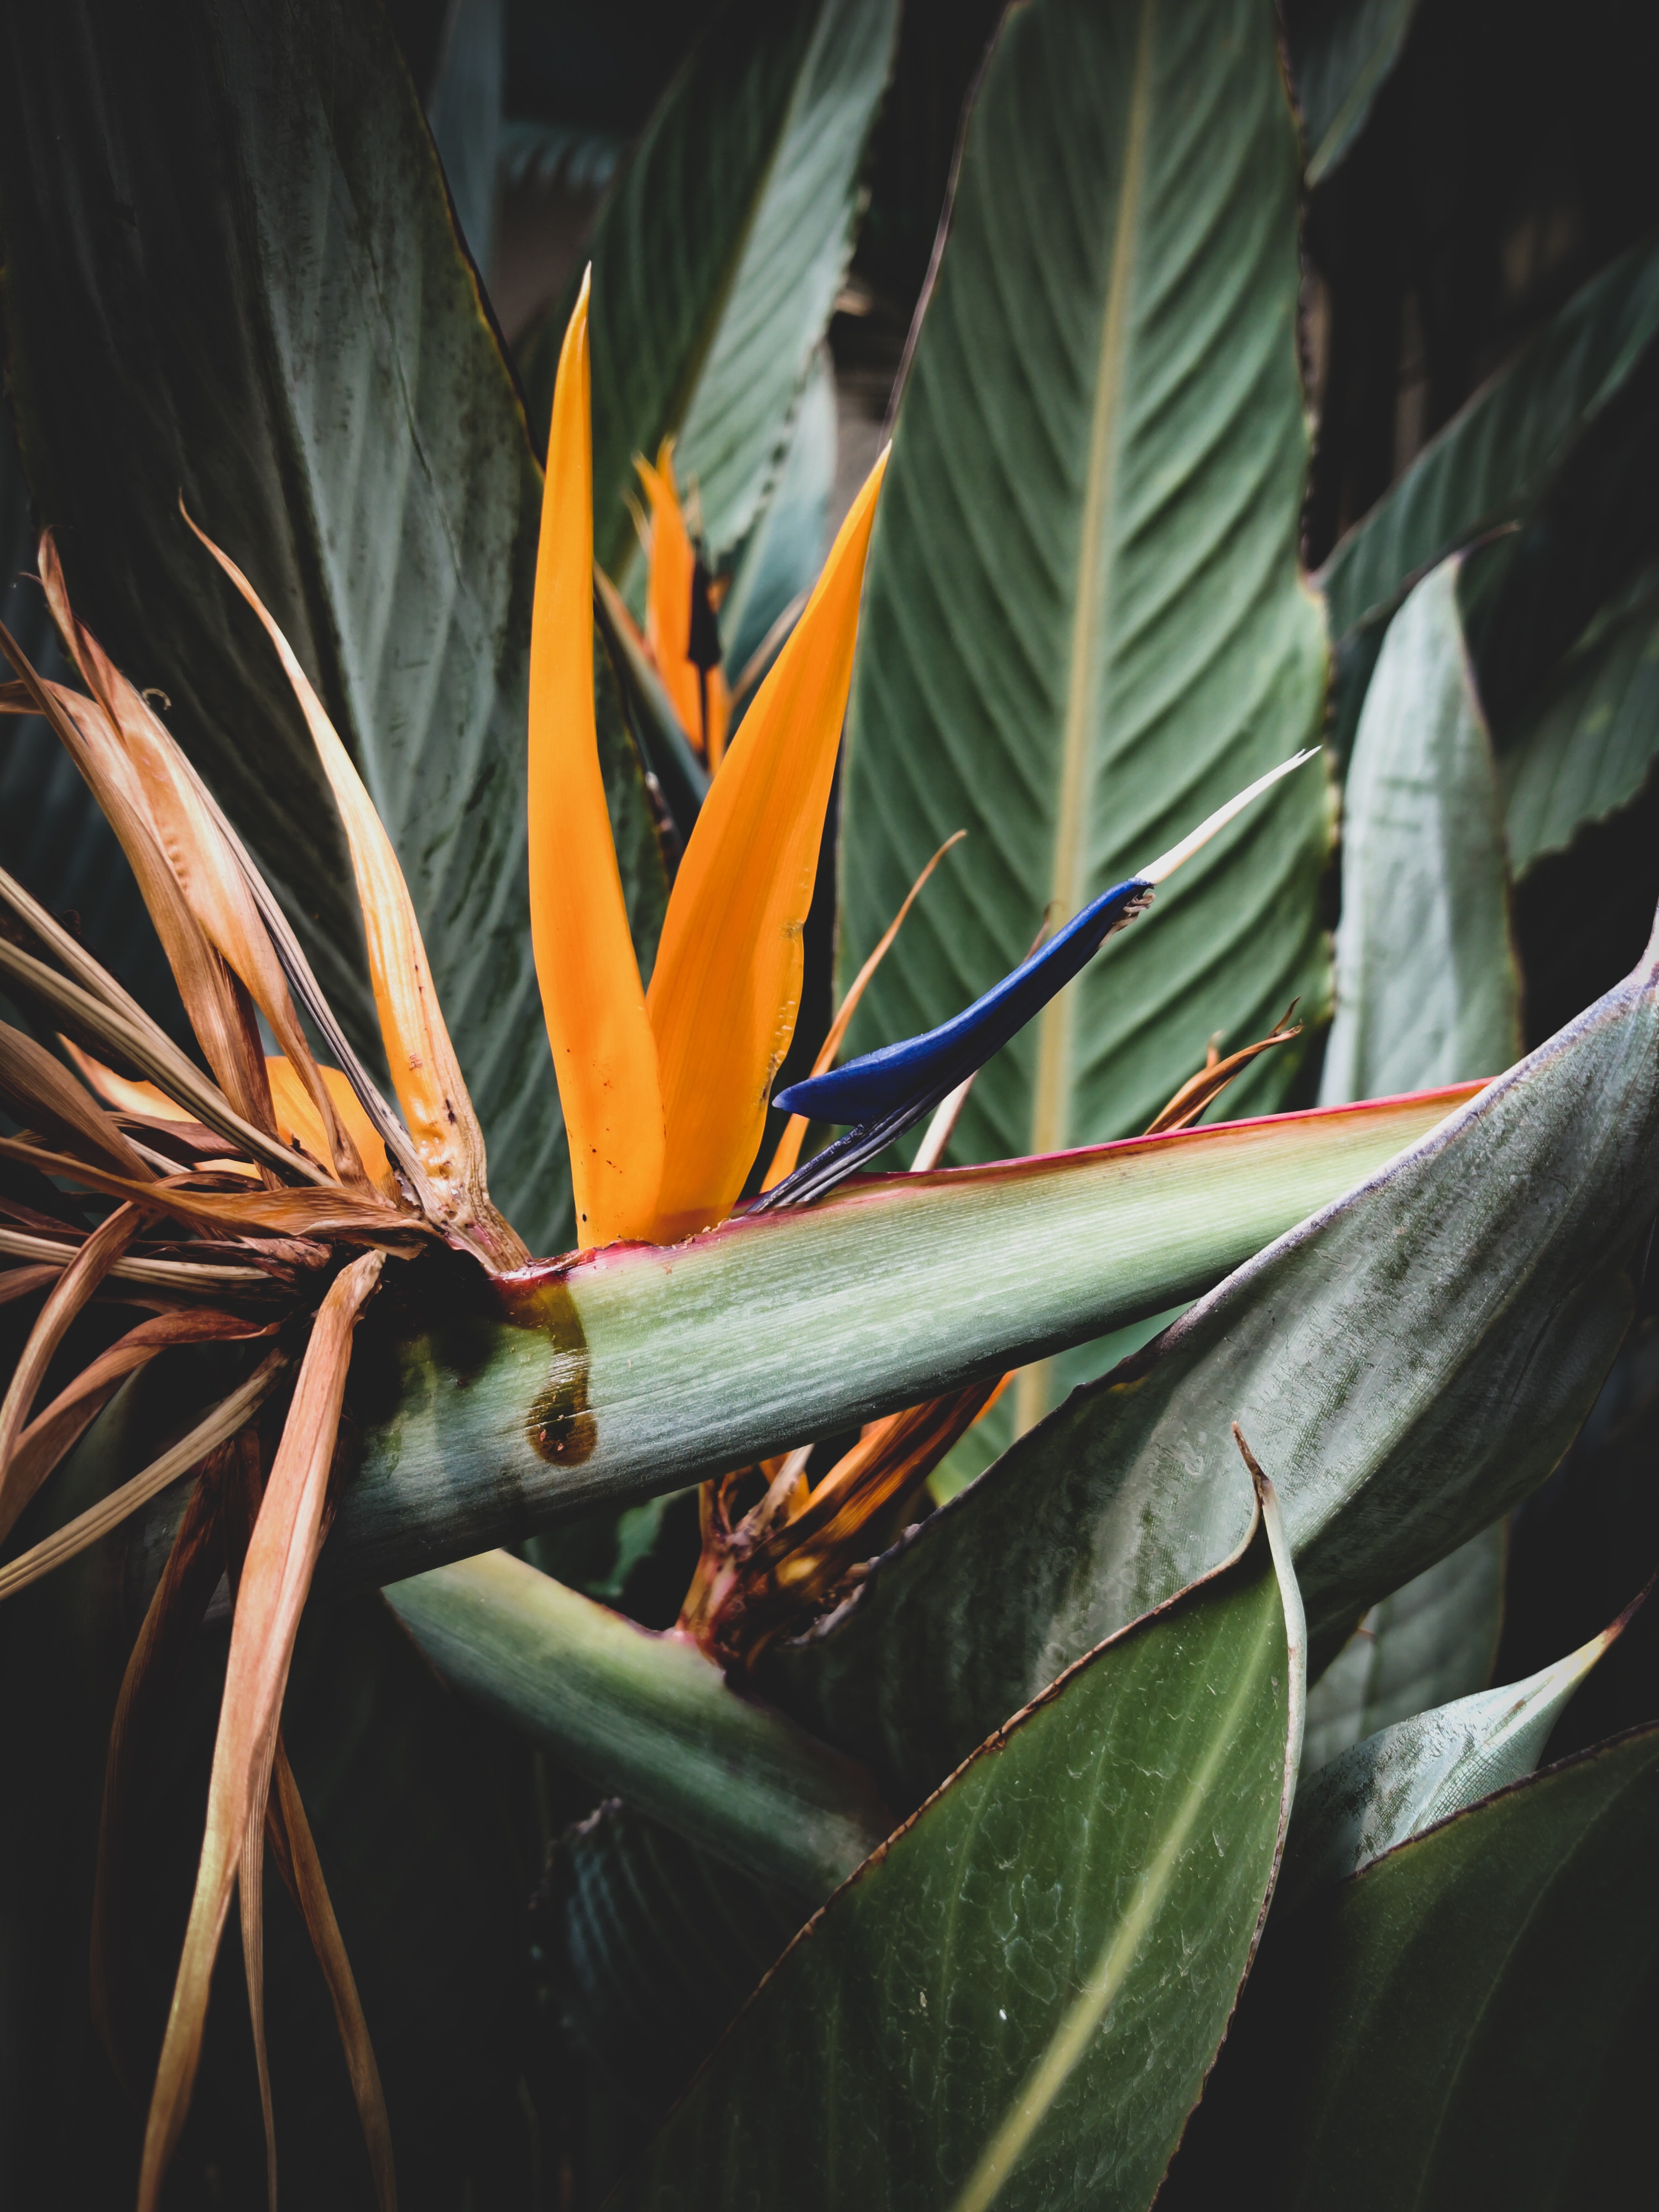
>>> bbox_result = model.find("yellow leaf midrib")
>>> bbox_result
[1019,0,1157,1438]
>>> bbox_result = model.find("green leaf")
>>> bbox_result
[1163,1725,1659,2211]
[769,924,1659,1806]
[386,1549,889,1901]
[1501,565,1659,876]
[835,0,1329,1433]
[1317,235,1659,747]
[422,0,503,273]
[1288,0,1422,187]
[129,1089,1462,1606]
[1307,560,1517,1771]
[610,1481,1305,2212]
[520,0,899,574]
[553,1802,801,2133]
[1319,559,1521,1103]
[1277,1726,1659,2208]
[1282,1606,1624,1906]
[0,0,644,1253]
[1300,1522,1507,1773]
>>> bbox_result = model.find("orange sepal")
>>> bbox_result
[645,448,888,1241]
[529,273,665,1248]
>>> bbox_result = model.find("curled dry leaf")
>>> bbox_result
[0,1201,148,1541]
[181,510,526,1270]
[37,534,373,1193]
[138,1250,384,2212]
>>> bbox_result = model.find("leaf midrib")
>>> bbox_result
[1030,0,1156,1164]
[948,1587,1281,2212]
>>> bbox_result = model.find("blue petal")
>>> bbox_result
[774,875,1152,1126]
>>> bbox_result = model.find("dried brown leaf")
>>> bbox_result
[38,538,373,1193]
[137,1253,383,2212]
[92,1440,234,2094]
[0,1202,147,1538]
[182,512,526,1270]
[0,1350,289,1605]
[0,1018,156,1179]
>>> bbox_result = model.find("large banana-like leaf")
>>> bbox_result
[386,1549,888,1901]
[1309,555,1518,1752]
[1288,0,1422,186]
[1319,559,1521,1103]
[1279,1728,1658,2208]
[0,0,655,1254]
[116,1089,1463,1605]
[1165,1724,1659,2210]
[835,0,1329,1438]
[769,921,1659,1805]
[1317,234,1659,748]
[519,0,898,573]
[1501,566,1659,875]
[1283,1609,1623,1904]
[611,1488,1304,2212]
[1299,1525,1506,1772]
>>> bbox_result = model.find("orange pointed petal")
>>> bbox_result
[265,1058,397,1197]
[529,272,665,1248]
[638,441,704,745]
[645,450,888,1240]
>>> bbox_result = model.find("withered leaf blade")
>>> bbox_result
[183,512,526,1270]
[138,1251,384,2212]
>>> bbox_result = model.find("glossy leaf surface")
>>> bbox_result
[771,924,1659,1806]
[1320,560,1520,1103]
[521,0,898,573]
[611,1491,1303,2212]
[836,0,1328,1432]
[0,0,661,1253]
[122,1089,1465,1604]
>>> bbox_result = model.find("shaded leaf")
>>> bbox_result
[423,0,503,273]
[521,0,899,573]
[1277,1728,1659,2208]
[611,1478,1304,2212]
[0,0,593,1251]
[1288,0,1422,187]
[552,1801,801,2129]
[1501,564,1659,876]
[1282,1602,1629,1905]
[836,0,1329,1434]
[1320,559,1520,1103]
[1318,235,1659,752]
[1300,1521,1507,1773]
[718,343,837,686]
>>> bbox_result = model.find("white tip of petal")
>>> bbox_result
[1138,748,1321,888]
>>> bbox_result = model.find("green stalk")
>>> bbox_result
[129,1089,1470,1603]
[387,1551,888,1901]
